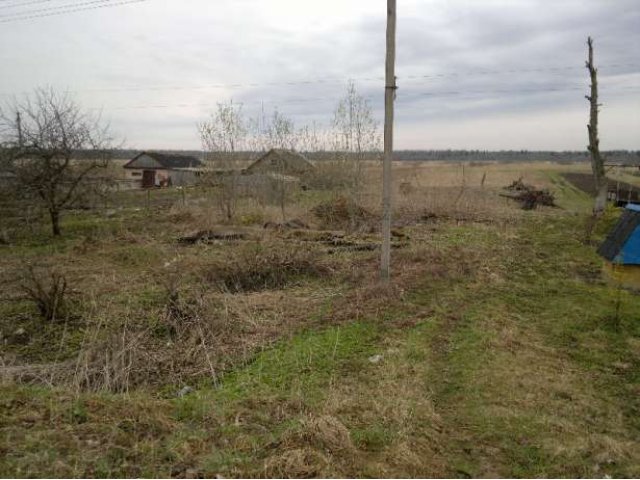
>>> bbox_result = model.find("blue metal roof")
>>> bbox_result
[615,226,640,264]
[599,207,640,265]
[626,203,640,212]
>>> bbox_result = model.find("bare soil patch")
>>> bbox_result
[563,172,640,198]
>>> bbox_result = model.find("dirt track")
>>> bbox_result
[562,172,640,197]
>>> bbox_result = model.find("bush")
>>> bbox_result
[204,243,329,293]
[20,265,69,322]
[311,196,374,229]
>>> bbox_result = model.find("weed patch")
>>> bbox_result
[203,242,331,292]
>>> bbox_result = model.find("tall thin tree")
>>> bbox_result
[586,36,607,214]
[198,101,246,220]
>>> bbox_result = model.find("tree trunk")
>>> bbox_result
[595,182,608,212]
[586,36,606,215]
[50,208,61,236]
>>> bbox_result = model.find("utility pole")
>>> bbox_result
[16,111,23,148]
[381,0,397,281]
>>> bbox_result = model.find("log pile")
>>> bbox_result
[501,178,556,210]
[178,230,247,244]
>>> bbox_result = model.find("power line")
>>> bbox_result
[403,62,640,79]
[398,84,640,99]
[1,62,637,96]
[0,0,148,23]
[84,84,640,111]
[0,0,55,10]
[0,0,114,17]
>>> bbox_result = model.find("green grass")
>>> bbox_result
[173,321,382,423]
[409,213,640,478]
[1,173,639,477]
[0,321,383,477]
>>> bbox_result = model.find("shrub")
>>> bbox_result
[204,243,329,293]
[311,196,374,229]
[20,264,69,322]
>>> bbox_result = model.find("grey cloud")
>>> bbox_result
[0,0,637,150]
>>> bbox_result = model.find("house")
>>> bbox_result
[597,204,640,289]
[244,149,314,177]
[123,152,204,188]
[607,185,640,207]
[604,163,640,207]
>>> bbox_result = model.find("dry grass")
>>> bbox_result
[0,160,531,393]
[202,241,331,293]
[0,159,573,395]
[3,159,639,477]
[264,447,332,478]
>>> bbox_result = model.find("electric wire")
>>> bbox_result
[0,0,148,23]
[84,84,640,111]
[0,0,120,17]
[0,0,55,10]
[0,62,637,96]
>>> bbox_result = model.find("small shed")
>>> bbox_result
[244,149,314,177]
[123,152,204,188]
[597,204,640,288]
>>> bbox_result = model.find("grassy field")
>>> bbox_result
[1,160,639,478]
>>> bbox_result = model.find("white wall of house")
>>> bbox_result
[125,169,144,180]
[124,168,199,187]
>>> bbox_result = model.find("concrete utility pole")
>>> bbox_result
[381,0,397,281]
[16,111,23,148]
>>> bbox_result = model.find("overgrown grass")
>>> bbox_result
[1,162,639,477]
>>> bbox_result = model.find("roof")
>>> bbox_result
[598,206,640,264]
[123,152,203,170]
[245,149,313,175]
[627,203,640,212]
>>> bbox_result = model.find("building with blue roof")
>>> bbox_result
[598,204,640,288]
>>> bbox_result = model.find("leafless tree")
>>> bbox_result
[198,101,247,221]
[255,110,299,220]
[199,101,246,153]
[297,121,325,154]
[0,88,113,236]
[246,108,297,153]
[586,36,607,214]
[332,81,380,202]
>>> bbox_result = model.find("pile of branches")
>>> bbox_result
[505,178,531,192]
[501,178,556,210]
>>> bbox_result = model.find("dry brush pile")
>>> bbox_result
[501,177,557,210]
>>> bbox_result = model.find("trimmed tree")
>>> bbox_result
[0,88,113,236]
[586,36,607,214]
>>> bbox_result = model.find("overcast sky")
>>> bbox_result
[1,0,638,151]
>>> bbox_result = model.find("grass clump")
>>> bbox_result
[311,195,374,229]
[203,242,331,293]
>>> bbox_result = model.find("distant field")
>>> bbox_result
[1,160,638,478]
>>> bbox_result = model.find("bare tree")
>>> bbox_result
[0,88,113,236]
[297,121,325,154]
[586,36,607,214]
[266,110,297,151]
[199,101,246,153]
[332,81,380,202]
[248,108,302,154]
[253,109,298,220]
[198,101,247,221]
